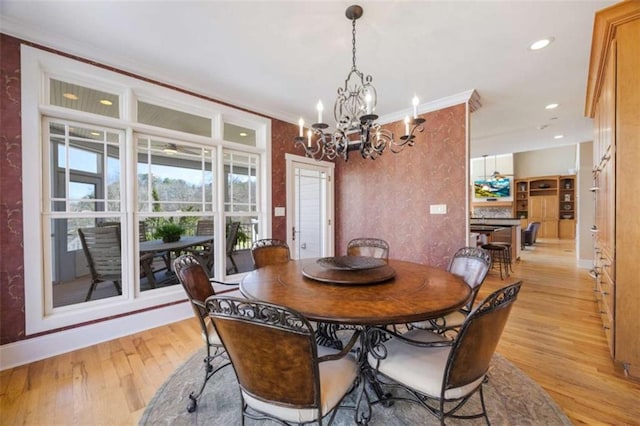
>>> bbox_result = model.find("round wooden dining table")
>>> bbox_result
[240,258,471,326]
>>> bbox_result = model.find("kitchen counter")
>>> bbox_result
[470,218,521,260]
[470,218,521,226]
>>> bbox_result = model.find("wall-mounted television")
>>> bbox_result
[473,177,513,201]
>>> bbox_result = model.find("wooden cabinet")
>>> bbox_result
[530,195,558,238]
[585,1,640,380]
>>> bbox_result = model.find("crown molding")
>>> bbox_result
[377,89,482,125]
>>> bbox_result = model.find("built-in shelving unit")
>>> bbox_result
[512,175,576,239]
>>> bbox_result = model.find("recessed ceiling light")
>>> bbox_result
[530,37,554,51]
[545,103,559,109]
[239,132,248,137]
[63,93,78,100]
[554,134,564,139]
[99,99,113,106]
[90,132,100,136]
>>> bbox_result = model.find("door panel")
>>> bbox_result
[286,155,334,260]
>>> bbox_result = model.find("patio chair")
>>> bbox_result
[226,222,241,274]
[206,296,360,425]
[369,281,522,424]
[346,237,389,261]
[184,219,215,272]
[173,254,238,413]
[78,225,156,301]
[250,238,290,268]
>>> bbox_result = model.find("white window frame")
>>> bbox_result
[21,45,271,334]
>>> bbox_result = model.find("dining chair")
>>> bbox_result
[250,238,290,269]
[410,246,492,333]
[346,237,389,261]
[205,296,360,425]
[173,254,238,413]
[78,225,156,301]
[369,281,523,425]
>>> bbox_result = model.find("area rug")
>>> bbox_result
[140,347,571,425]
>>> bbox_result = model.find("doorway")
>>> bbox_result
[285,154,334,259]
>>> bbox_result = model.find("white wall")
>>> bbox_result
[578,142,594,267]
[470,154,513,181]
[513,145,577,178]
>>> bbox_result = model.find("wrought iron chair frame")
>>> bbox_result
[206,296,360,425]
[370,281,523,425]
[173,254,238,413]
[409,246,491,334]
[250,238,290,269]
[346,237,390,260]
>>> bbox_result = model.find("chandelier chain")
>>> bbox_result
[351,18,357,71]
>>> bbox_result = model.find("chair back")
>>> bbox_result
[206,296,321,409]
[78,226,122,282]
[196,219,215,236]
[347,237,389,260]
[226,222,241,256]
[251,238,290,268]
[448,247,492,308]
[523,221,541,245]
[444,281,522,392]
[174,254,215,326]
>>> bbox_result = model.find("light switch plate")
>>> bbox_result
[430,204,447,214]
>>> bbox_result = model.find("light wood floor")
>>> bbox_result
[1,239,639,425]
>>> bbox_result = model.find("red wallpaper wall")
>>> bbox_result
[335,104,468,269]
[0,35,25,345]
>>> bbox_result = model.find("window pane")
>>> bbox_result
[138,101,212,137]
[224,151,258,213]
[50,79,119,118]
[51,217,122,308]
[48,120,121,213]
[137,137,214,213]
[223,122,256,146]
[225,216,258,275]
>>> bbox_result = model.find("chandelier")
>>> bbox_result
[294,5,425,161]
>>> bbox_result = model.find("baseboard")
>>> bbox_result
[0,301,192,371]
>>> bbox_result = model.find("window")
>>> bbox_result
[49,79,120,118]
[22,46,271,333]
[44,118,125,308]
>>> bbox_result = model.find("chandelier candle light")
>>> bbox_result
[294,5,425,161]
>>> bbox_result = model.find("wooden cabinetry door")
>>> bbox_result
[530,195,558,238]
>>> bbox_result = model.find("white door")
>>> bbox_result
[286,154,334,259]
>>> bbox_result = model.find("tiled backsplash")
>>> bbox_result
[472,206,513,218]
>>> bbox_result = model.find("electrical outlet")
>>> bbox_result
[430,204,447,214]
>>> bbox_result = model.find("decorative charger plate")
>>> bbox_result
[316,255,386,270]
[303,256,395,285]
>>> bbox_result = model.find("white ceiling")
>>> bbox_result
[0,0,615,158]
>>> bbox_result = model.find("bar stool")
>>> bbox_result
[490,242,513,273]
[481,243,510,279]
